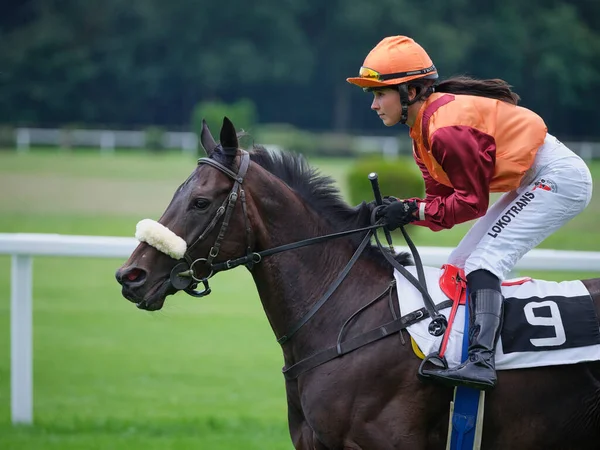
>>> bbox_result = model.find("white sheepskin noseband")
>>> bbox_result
[135,219,187,260]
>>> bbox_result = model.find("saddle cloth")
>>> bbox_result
[394,266,600,370]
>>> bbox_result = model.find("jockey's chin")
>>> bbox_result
[378,113,400,127]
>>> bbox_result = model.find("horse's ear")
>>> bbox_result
[200,119,217,156]
[219,116,238,149]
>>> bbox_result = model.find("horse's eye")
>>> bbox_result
[194,198,211,210]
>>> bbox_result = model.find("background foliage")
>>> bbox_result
[347,155,424,206]
[2,0,600,139]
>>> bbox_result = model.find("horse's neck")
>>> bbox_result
[248,195,391,359]
[252,233,352,329]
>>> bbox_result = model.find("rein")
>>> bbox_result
[166,149,448,376]
[281,224,451,380]
[212,223,382,272]
[170,148,386,298]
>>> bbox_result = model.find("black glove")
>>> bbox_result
[381,196,398,206]
[380,199,419,230]
[367,195,398,221]
[367,195,398,213]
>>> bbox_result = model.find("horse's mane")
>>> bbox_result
[211,144,412,267]
[252,147,360,223]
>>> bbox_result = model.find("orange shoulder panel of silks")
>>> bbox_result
[418,95,547,193]
[425,94,496,135]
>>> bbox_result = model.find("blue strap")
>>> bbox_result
[461,291,471,357]
[449,289,482,450]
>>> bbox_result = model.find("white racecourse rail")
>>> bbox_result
[2,233,600,425]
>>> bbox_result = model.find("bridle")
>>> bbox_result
[166,148,448,348]
[169,148,254,297]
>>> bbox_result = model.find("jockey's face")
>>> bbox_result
[371,88,402,126]
[370,85,423,127]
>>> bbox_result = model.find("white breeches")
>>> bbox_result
[448,134,593,280]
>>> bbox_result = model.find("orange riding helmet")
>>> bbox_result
[347,36,439,124]
[347,36,438,89]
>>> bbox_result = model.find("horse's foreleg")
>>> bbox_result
[288,408,315,449]
[286,380,320,449]
[289,423,319,449]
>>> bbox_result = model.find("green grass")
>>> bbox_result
[0,148,198,181]
[0,149,599,449]
[0,255,292,449]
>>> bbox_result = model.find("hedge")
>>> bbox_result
[347,155,424,206]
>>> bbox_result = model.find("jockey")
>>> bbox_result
[347,35,593,390]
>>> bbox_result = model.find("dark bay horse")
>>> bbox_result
[116,117,600,449]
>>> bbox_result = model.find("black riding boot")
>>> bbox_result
[423,288,504,391]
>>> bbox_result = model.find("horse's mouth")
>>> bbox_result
[122,279,175,311]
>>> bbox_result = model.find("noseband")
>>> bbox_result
[169,149,254,297]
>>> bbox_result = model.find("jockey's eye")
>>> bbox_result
[193,198,211,210]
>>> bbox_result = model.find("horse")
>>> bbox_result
[116,117,600,449]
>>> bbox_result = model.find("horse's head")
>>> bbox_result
[115,117,254,310]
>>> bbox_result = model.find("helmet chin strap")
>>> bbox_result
[397,84,435,125]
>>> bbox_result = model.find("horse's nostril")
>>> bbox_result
[127,268,144,282]
[116,266,147,286]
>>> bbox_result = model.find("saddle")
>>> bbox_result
[396,264,600,370]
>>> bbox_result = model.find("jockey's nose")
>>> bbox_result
[115,265,147,288]
[371,97,379,110]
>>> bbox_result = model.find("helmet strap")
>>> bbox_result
[397,84,435,125]
[398,84,410,125]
